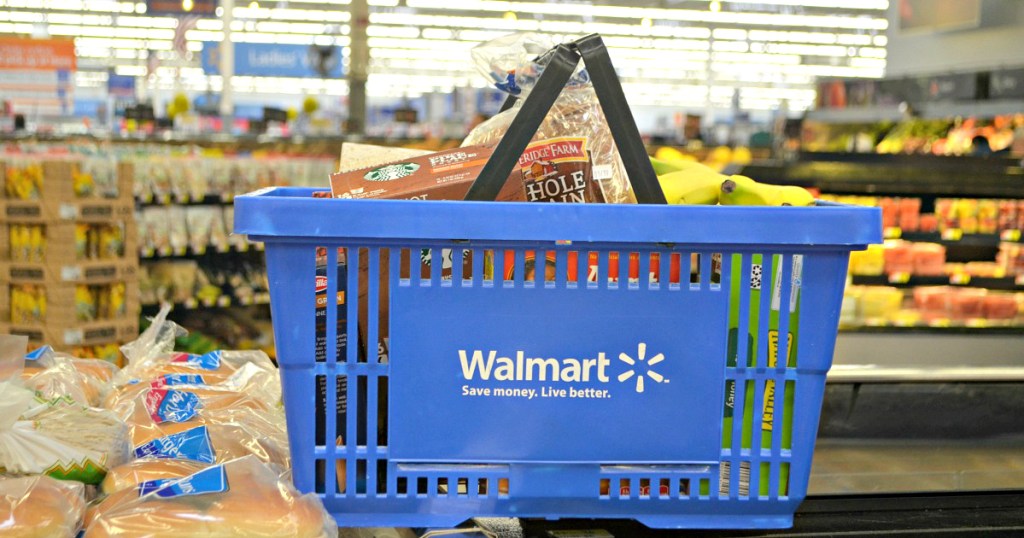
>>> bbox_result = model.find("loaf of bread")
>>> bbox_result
[0,475,86,538]
[84,456,335,538]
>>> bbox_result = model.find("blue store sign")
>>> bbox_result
[201,42,344,78]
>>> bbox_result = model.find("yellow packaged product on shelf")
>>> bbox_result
[858,286,904,320]
[848,244,885,276]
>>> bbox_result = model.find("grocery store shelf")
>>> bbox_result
[828,364,1024,383]
[841,325,1024,335]
[809,440,1024,496]
[140,292,269,313]
[895,230,1022,245]
[850,273,1024,291]
[140,242,264,260]
[137,194,235,206]
[806,99,1024,123]
[833,330,1024,370]
[740,157,1024,198]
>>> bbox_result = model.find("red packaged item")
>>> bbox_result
[949,289,987,320]
[878,197,899,228]
[934,199,955,230]
[982,294,1018,320]
[898,198,921,231]
[911,243,946,276]
[918,214,938,233]
[883,241,914,274]
[997,200,1017,233]
[913,286,952,313]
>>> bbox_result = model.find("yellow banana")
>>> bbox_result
[649,156,716,176]
[653,146,695,163]
[719,175,815,206]
[657,168,726,205]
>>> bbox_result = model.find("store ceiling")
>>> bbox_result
[0,0,888,111]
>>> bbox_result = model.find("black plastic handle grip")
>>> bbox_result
[464,34,666,205]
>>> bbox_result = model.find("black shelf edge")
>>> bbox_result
[139,242,264,260]
[140,292,270,313]
[896,230,1021,246]
[840,325,1024,336]
[740,158,1024,198]
[136,194,234,207]
[851,274,1024,291]
[518,491,1024,536]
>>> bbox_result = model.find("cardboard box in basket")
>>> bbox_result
[329,145,496,362]
[3,161,134,223]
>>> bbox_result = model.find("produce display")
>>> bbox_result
[801,114,1024,156]
[0,308,336,537]
[842,285,1024,328]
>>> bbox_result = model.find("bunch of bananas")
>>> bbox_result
[5,162,43,199]
[652,156,815,207]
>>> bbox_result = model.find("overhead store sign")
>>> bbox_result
[0,37,75,116]
[990,68,1024,99]
[201,42,344,79]
[146,0,216,17]
[0,37,75,71]
[108,73,136,99]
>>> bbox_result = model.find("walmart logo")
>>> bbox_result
[617,343,667,393]
[458,342,669,393]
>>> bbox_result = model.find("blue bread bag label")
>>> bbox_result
[170,350,222,370]
[144,389,202,423]
[138,464,229,498]
[133,425,216,463]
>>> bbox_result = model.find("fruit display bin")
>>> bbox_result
[235,188,881,530]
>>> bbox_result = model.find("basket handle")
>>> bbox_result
[463,34,666,205]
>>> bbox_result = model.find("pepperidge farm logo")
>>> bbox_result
[458,343,668,400]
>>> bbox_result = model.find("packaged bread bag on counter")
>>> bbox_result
[105,305,281,412]
[0,335,129,486]
[99,458,208,496]
[19,345,116,407]
[1,474,86,538]
[120,387,289,468]
[84,456,337,538]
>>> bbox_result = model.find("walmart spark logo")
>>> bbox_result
[617,342,667,393]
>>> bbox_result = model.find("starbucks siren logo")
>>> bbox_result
[364,163,420,182]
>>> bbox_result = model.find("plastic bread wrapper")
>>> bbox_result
[83,456,337,538]
[112,305,280,407]
[21,346,118,408]
[120,387,289,468]
[1,473,87,538]
[463,32,636,205]
[0,381,130,485]
[99,458,210,496]
[104,360,282,417]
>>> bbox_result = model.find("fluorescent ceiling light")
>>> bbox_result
[405,0,887,30]
[725,0,888,9]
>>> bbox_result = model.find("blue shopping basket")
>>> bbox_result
[234,35,882,530]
